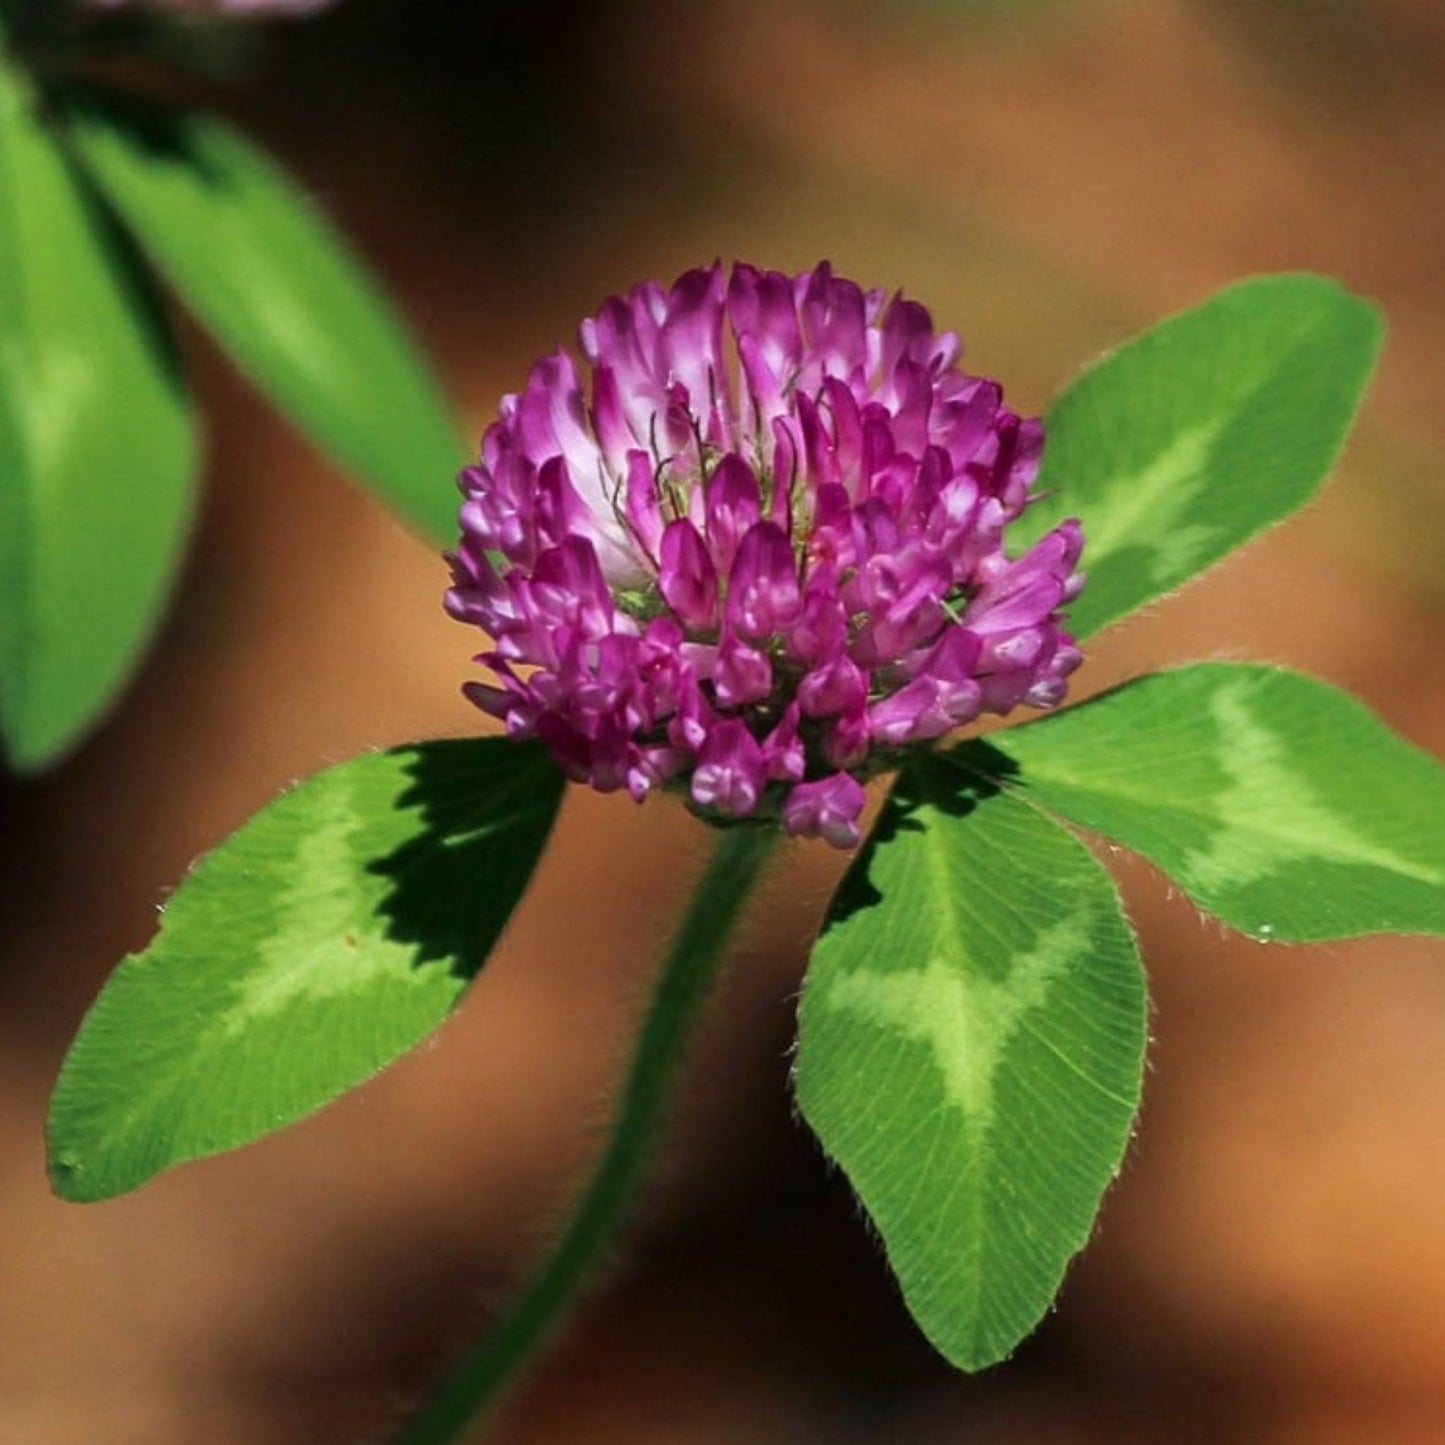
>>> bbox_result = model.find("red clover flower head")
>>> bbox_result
[447,262,1085,848]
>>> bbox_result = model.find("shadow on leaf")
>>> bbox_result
[825,742,1018,930]
[365,737,563,981]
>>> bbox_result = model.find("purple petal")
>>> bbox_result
[867,677,956,745]
[782,774,867,849]
[705,454,763,574]
[622,450,665,560]
[798,654,868,719]
[727,522,802,638]
[659,519,719,629]
[763,702,805,782]
[691,719,766,817]
[714,631,774,708]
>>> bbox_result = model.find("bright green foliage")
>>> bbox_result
[795,762,1146,1370]
[967,663,1445,942]
[0,64,195,771]
[48,738,563,1202]
[63,92,464,544]
[1026,274,1383,641]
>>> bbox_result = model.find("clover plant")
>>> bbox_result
[43,259,1445,1444]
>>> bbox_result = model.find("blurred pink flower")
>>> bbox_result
[85,0,332,16]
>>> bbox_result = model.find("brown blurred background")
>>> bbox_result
[4,0,1445,1439]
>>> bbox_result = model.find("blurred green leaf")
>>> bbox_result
[64,91,464,543]
[795,760,1145,1370]
[0,63,196,772]
[49,737,564,1202]
[969,663,1445,942]
[1028,274,1383,640]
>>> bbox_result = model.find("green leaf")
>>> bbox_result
[0,65,196,771]
[1029,274,1383,641]
[61,91,464,544]
[794,762,1146,1370]
[969,663,1445,942]
[48,738,564,1202]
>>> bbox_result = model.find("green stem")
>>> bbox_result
[392,823,778,1445]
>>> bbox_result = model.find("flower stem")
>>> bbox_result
[392,823,778,1445]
